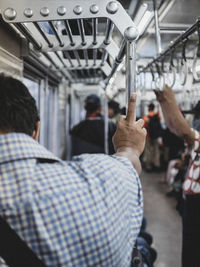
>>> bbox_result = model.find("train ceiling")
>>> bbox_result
[1,0,200,86]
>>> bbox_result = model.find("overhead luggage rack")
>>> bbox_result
[1,0,138,89]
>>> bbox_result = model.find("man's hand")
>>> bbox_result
[113,94,147,157]
[154,85,195,146]
[154,85,176,104]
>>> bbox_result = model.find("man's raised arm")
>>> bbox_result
[155,85,195,145]
[113,93,147,175]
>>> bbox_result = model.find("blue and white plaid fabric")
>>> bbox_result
[0,133,143,266]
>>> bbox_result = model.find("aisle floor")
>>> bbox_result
[140,171,182,267]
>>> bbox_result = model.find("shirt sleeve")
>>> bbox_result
[72,154,142,202]
[191,129,200,153]
[71,153,143,243]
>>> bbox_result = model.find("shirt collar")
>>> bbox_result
[0,133,60,164]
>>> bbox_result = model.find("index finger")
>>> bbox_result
[126,93,137,124]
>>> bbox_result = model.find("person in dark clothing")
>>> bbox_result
[108,100,120,124]
[162,127,185,160]
[70,94,116,156]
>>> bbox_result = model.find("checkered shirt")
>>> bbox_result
[0,133,143,266]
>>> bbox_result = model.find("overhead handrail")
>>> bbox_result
[165,49,176,88]
[48,21,64,47]
[179,39,188,85]
[77,19,86,46]
[193,24,200,81]
[139,18,200,73]
[92,18,98,45]
[14,23,42,50]
[33,22,53,48]
[64,20,75,46]
[1,0,139,85]
[104,19,114,45]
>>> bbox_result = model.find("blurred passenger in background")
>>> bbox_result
[143,103,162,172]
[155,85,200,267]
[108,99,120,124]
[70,94,116,155]
[191,101,200,131]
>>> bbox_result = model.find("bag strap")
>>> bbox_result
[0,216,46,267]
[131,240,143,267]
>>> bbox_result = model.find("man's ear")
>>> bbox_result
[32,121,40,140]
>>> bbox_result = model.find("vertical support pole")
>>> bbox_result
[153,0,162,55]
[104,94,109,155]
[126,41,136,99]
[124,26,138,117]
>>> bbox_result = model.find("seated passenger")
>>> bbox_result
[70,94,116,155]
[0,74,146,266]
[155,85,200,267]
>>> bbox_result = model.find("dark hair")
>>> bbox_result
[0,74,39,136]
[84,94,101,113]
[148,103,155,111]
[108,100,120,115]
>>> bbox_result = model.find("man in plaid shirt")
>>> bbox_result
[0,74,146,266]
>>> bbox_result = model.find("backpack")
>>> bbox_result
[148,114,162,139]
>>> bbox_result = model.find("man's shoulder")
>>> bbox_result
[0,133,60,164]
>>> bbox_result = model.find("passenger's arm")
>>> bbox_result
[155,85,195,145]
[113,94,147,175]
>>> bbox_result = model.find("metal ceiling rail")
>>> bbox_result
[1,0,139,86]
[140,18,200,73]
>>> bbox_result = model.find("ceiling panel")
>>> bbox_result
[162,0,200,25]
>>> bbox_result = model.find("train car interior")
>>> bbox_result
[1,0,200,266]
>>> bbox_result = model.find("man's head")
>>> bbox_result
[148,103,155,112]
[108,100,120,118]
[0,74,40,139]
[84,94,101,115]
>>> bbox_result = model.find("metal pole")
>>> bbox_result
[153,0,162,55]
[77,19,86,46]
[33,22,53,48]
[64,20,75,46]
[14,23,42,50]
[140,19,200,73]
[93,48,97,66]
[55,51,67,67]
[43,52,58,69]
[92,18,98,45]
[104,38,127,85]
[124,26,138,118]
[104,19,114,45]
[73,50,82,67]
[126,41,136,111]
[101,50,108,66]
[48,21,64,47]
[104,95,109,155]
[83,49,89,66]
[64,51,74,67]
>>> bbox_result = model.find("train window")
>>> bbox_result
[23,77,39,107]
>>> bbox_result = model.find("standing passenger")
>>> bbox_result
[155,85,200,267]
[0,74,146,266]
[70,94,116,155]
[143,103,162,171]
